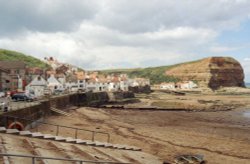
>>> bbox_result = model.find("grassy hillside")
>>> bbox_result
[99,59,203,84]
[0,49,49,69]
[100,65,180,84]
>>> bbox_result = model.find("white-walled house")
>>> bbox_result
[177,81,198,90]
[97,80,108,92]
[47,75,63,92]
[75,71,86,91]
[128,78,150,87]
[108,82,120,91]
[57,76,66,87]
[120,80,129,91]
[160,82,175,90]
[78,79,86,91]
[86,79,99,92]
[25,75,47,97]
[128,79,139,87]
[65,82,78,92]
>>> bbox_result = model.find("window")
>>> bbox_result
[15,70,20,74]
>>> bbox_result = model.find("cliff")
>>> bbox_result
[165,57,245,89]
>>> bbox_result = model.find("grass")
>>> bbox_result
[0,49,49,69]
[99,59,204,84]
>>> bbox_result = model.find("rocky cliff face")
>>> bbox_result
[165,57,245,89]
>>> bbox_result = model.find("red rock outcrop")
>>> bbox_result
[165,57,245,89]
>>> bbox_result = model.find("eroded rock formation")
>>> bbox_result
[165,57,245,89]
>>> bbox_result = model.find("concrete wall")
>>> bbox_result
[108,91,135,100]
[129,85,151,93]
[0,101,50,129]
[0,91,134,128]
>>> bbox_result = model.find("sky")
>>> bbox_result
[0,0,250,82]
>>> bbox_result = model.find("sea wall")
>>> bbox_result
[0,91,134,128]
[0,101,50,129]
[129,85,151,93]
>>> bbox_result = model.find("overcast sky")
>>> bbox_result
[0,0,250,81]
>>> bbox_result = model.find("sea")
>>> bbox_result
[246,83,250,88]
[244,111,250,118]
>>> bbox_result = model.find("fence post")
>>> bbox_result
[14,118,17,129]
[92,131,95,142]
[75,129,78,139]
[56,125,59,136]
[5,116,8,128]
[32,157,36,164]
[107,133,110,143]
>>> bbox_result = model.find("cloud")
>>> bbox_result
[0,25,198,69]
[0,0,99,35]
[0,0,250,77]
[210,46,239,53]
[94,0,250,33]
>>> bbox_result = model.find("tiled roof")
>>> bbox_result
[75,71,85,80]
[111,77,120,83]
[87,78,97,83]
[0,66,9,73]
[0,61,26,69]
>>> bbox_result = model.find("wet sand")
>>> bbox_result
[37,105,250,164]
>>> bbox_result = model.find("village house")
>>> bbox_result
[176,81,198,90]
[0,61,27,92]
[160,82,175,90]
[97,76,109,92]
[65,64,78,74]
[47,74,63,92]
[86,78,99,92]
[85,72,107,92]
[0,67,9,92]
[65,73,78,92]
[129,78,150,87]
[26,67,45,85]
[45,68,56,79]
[56,64,69,75]
[107,76,120,91]
[56,74,67,88]
[119,75,129,91]
[25,75,47,97]
[44,57,61,70]
[75,71,86,91]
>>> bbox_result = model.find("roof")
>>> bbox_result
[28,75,47,86]
[0,61,26,69]
[120,76,127,81]
[56,73,66,78]
[46,70,56,76]
[87,78,97,83]
[0,66,9,73]
[98,78,108,83]
[75,71,85,80]
[47,75,62,85]
[111,77,120,83]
